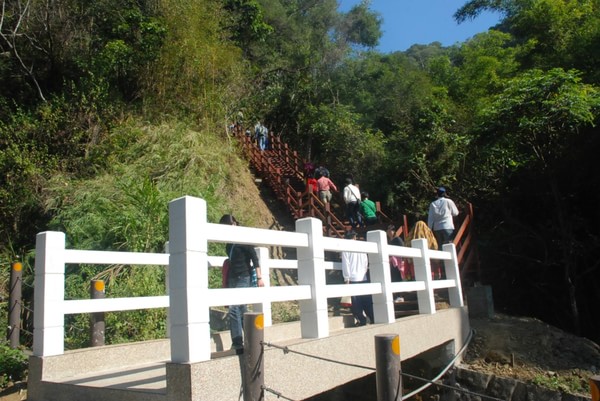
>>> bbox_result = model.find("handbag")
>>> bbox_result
[222,244,235,288]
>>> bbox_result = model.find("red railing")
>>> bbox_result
[231,125,480,282]
[452,202,480,286]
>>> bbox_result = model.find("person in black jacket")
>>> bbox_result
[219,214,264,353]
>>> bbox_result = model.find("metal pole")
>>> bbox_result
[243,312,265,401]
[591,375,600,401]
[90,280,105,346]
[375,334,401,401]
[8,262,23,348]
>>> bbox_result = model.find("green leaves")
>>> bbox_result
[478,68,600,172]
[339,0,383,48]
[222,0,274,48]
[302,103,386,185]
[0,342,28,387]
[455,0,600,80]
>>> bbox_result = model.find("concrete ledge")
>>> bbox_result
[28,380,165,401]
[34,339,171,382]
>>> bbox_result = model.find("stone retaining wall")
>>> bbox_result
[436,367,591,401]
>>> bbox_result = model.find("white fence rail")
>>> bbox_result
[33,195,463,362]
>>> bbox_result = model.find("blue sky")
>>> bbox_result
[338,0,502,52]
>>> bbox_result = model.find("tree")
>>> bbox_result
[0,0,167,104]
[337,0,382,49]
[0,0,46,101]
[451,30,521,103]
[238,0,382,156]
[470,68,600,334]
[455,0,600,82]
[298,103,386,187]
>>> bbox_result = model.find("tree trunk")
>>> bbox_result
[550,177,581,335]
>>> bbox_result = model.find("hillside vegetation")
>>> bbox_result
[1,0,600,352]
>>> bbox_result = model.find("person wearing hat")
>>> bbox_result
[427,186,459,250]
[341,230,374,326]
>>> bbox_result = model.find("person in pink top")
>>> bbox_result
[317,170,337,204]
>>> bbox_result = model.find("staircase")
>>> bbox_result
[233,128,352,238]
[230,125,480,284]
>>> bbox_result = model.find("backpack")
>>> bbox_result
[222,249,258,288]
[222,244,235,288]
[222,259,230,288]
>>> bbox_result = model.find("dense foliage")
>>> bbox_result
[1,0,599,349]
[0,342,28,387]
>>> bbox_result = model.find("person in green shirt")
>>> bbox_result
[359,192,378,226]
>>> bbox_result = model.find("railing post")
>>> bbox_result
[168,196,211,362]
[164,241,171,338]
[442,243,464,307]
[90,280,105,346]
[375,334,401,401]
[253,247,272,326]
[366,230,395,323]
[33,231,66,357]
[293,150,299,174]
[296,217,329,338]
[590,375,600,401]
[284,143,290,165]
[411,238,436,314]
[325,203,332,237]
[243,313,265,401]
[8,261,22,348]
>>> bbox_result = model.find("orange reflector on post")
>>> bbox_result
[391,336,400,355]
[12,262,22,272]
[93,280,105,292]
[254,314,264,330]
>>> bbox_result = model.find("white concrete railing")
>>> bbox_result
[33,195,463,362]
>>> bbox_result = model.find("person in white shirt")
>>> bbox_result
[427,187,459,249]
[343,178,362,228]
[341,230,374,326]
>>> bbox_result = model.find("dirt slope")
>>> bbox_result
[459,313,600,397]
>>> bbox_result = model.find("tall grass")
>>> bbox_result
[41,118,264,346]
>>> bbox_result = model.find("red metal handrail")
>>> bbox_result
[231,124,479,281]
[452,202,480,285]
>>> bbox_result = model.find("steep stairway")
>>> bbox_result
[230,124,480,287]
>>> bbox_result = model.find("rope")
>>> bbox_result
[401,328,474,399]
[401,372,506,401]
[262,341,375,371]
[263,386,297,401]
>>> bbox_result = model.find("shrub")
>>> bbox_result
[0,342,28,388]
